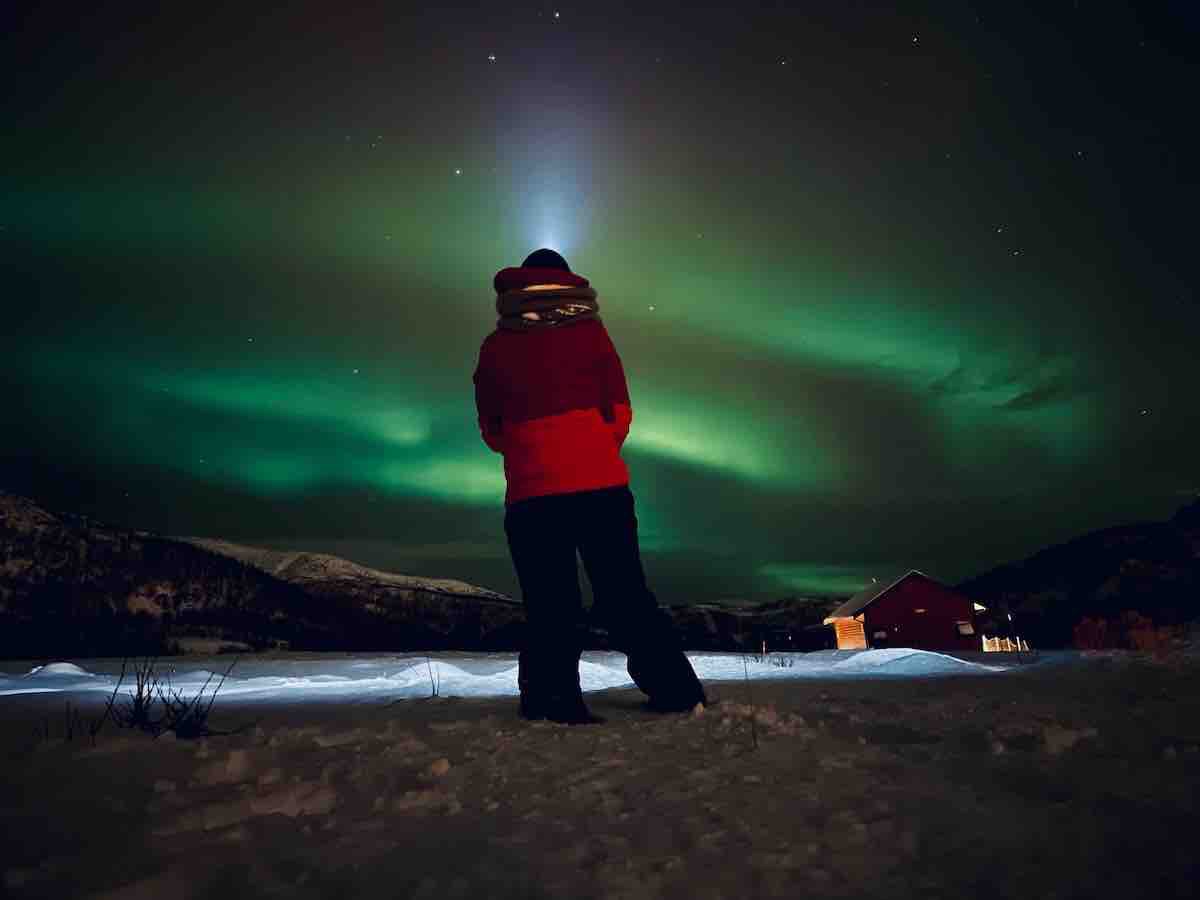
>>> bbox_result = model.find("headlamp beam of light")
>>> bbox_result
[531,194,576,257]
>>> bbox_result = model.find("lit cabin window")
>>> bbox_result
[956,621,975,635]
[913,608,927,614]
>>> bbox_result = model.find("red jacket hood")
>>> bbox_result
[493,266,590,294]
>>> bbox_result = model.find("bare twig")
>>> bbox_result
[90,657,129,744]
[158,656,239,738]
[199,656,238,723]
[32,700,88,745]
[63,699,85,741]
[112,656,165,734]
[426,657,440,698]
[743,655,758,751]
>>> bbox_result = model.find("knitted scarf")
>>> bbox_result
[495,286,600,332]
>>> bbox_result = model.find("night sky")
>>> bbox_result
[3,2,1196,603]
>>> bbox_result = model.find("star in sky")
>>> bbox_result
[2,0,1193,608]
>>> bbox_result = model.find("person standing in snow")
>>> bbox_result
[473,248,708,724]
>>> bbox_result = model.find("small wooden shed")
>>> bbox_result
[823,570,981,652]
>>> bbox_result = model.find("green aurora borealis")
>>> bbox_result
[3,3,1196,602]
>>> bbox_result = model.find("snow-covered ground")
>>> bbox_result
[2,648,1195,900]
[0,648,1021,700]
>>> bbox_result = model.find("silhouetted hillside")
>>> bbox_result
[0,491,328,657]
[0,490,843,658]
[0,491,524,658]
[958,498,1200,648]
[664,597,839,652]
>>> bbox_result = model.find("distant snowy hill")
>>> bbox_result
[181,537,510,601]
[1,490,318,658]
[0,491,523,658]
[180,535,527,651]
[0,490,844,658]
[185,538,842,653]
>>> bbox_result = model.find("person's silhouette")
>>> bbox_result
[474,248,707,724]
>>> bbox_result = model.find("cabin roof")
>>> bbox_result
[823,570,928,624]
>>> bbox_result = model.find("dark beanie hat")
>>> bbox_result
[522,248,570,271]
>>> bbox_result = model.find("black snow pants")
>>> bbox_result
[503,484,705,709]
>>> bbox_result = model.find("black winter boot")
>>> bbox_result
[629,648,707,713]
[521,691,605,725]
[518,648,604,724]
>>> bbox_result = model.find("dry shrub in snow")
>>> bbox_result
[1074,611,1183,653]
[97,656,242,739]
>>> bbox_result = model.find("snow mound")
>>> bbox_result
[0,649,1011,700]
[830,648,1008,675]
[26,662,94,678]
[685,649,1006,682]
[4,662,100,695]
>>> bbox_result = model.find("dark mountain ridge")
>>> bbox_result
[5,488,1196,658]
[958,498,1200,647]
[0,490,837,658]
[2,489,844,657]
[0,491,525,658]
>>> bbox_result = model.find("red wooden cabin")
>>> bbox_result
[823,570,981,651]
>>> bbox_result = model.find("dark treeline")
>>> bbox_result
[961,499,1200,648]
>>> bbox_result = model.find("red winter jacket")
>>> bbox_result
[474,267,633,505]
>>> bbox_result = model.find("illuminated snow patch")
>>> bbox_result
[0,649,1011,700]
[27,662,94,677]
